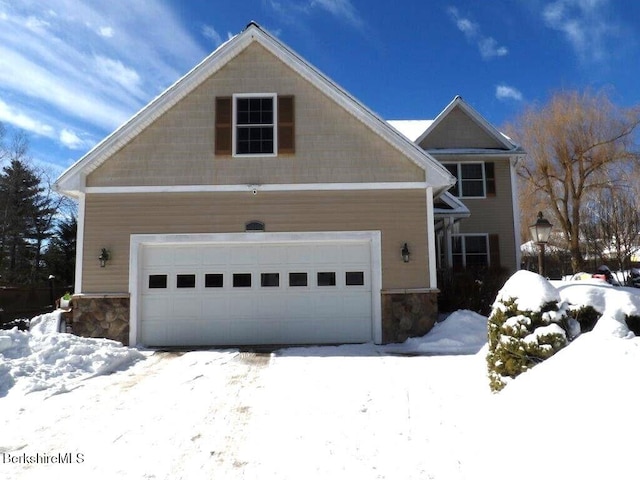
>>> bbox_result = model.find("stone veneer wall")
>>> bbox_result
[381,289,439,343]
[71,295,130,345]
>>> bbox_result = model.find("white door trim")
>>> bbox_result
[129,231,382,346]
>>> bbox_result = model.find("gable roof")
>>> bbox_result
[416,96,523,153]
[55,22,455,198]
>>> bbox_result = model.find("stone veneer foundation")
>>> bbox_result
[71,294,130,345]
[381,289,439,343]
[69,290,437,346]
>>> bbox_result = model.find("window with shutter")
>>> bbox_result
[216,94,295,157]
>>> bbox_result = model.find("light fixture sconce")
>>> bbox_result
[401,243,411,263]
[98,248,110,268]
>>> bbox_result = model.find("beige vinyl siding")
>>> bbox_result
[87,43,424,188]
[436,156,517,271]
[419,106,506,150]
[82,190,430,293]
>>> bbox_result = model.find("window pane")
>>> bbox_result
[205,274,223,288]
[345,271,364,286]
[236,126,274,154]
[177,274,196,288]
[317,272,336,286]
[233,273,252,288]
[261,273,280,287]
[465,236,488,254]
[289,272,308,287]
[461,164,483,179]
[149,274,167,289]
[461,179,484,197]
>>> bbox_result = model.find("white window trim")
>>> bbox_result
[450,233,490,268]
[232,93,278,157]
[443,162,487,199]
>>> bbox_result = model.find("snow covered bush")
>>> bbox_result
[569,305,601,333]
[487,270,579,392]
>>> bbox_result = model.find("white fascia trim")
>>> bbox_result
[426,187,437,289]
[86,182,428,194]
[128,230,383,346]
[511,156,523,270]
[74,192,86,294]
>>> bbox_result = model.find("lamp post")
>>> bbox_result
[529,212,553,276]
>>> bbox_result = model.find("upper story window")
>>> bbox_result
[234,94,276,155]
[444,162,495,198]
[215,94,295,157]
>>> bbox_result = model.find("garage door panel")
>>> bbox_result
[139,238,375,346]
[229,246,258,265]
[173,246,200,266]
[341,244,370,264]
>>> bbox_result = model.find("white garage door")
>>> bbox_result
[136,235,376,346]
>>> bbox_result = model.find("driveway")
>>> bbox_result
[1,346,489,480]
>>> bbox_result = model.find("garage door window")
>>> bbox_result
[261,273,280,287]
[289,272,307,287]
[346,271,365,286]
[177,274,196,288]
[317,272,336,286]
[205,274,224,288]
[233,273,252,288]
[149,274,167,289]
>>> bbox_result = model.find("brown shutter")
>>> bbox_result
[489,234,501,268]
[215,97,232,155]
[278,95,295,154]
[485,162,496,196]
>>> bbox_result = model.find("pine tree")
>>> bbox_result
[43,215,77,289]
[0,160,57,284]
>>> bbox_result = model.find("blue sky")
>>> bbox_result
[0,0,638,175]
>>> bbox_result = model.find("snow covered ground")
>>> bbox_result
[1,275,639,480]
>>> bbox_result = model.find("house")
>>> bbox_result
[389,97,524,276]
[54,22,457,347]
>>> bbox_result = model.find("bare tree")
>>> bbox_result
[506,90,640,272]
[584,186,640,282]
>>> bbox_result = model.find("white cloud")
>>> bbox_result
[98,26,114,38]
[447,7,508,60]
[496,84,524,102]
[542,0,618,62]
[201,24,223,46]
[310,0,364,29]
[0,1,207,138]
[0,99,55,137]
[59,129,87,150]
[94,55,142,93]
[266,0,365,30]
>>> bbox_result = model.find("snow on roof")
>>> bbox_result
[387,120,434,142]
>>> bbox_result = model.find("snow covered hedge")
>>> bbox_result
[487,271,580,392]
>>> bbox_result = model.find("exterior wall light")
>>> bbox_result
[401,243,411,263]
[99,248,110,268]
[529,212,553,276]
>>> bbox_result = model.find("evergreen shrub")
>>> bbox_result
[486,271,579,393]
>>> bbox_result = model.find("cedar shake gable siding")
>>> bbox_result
[87,43,425,188]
